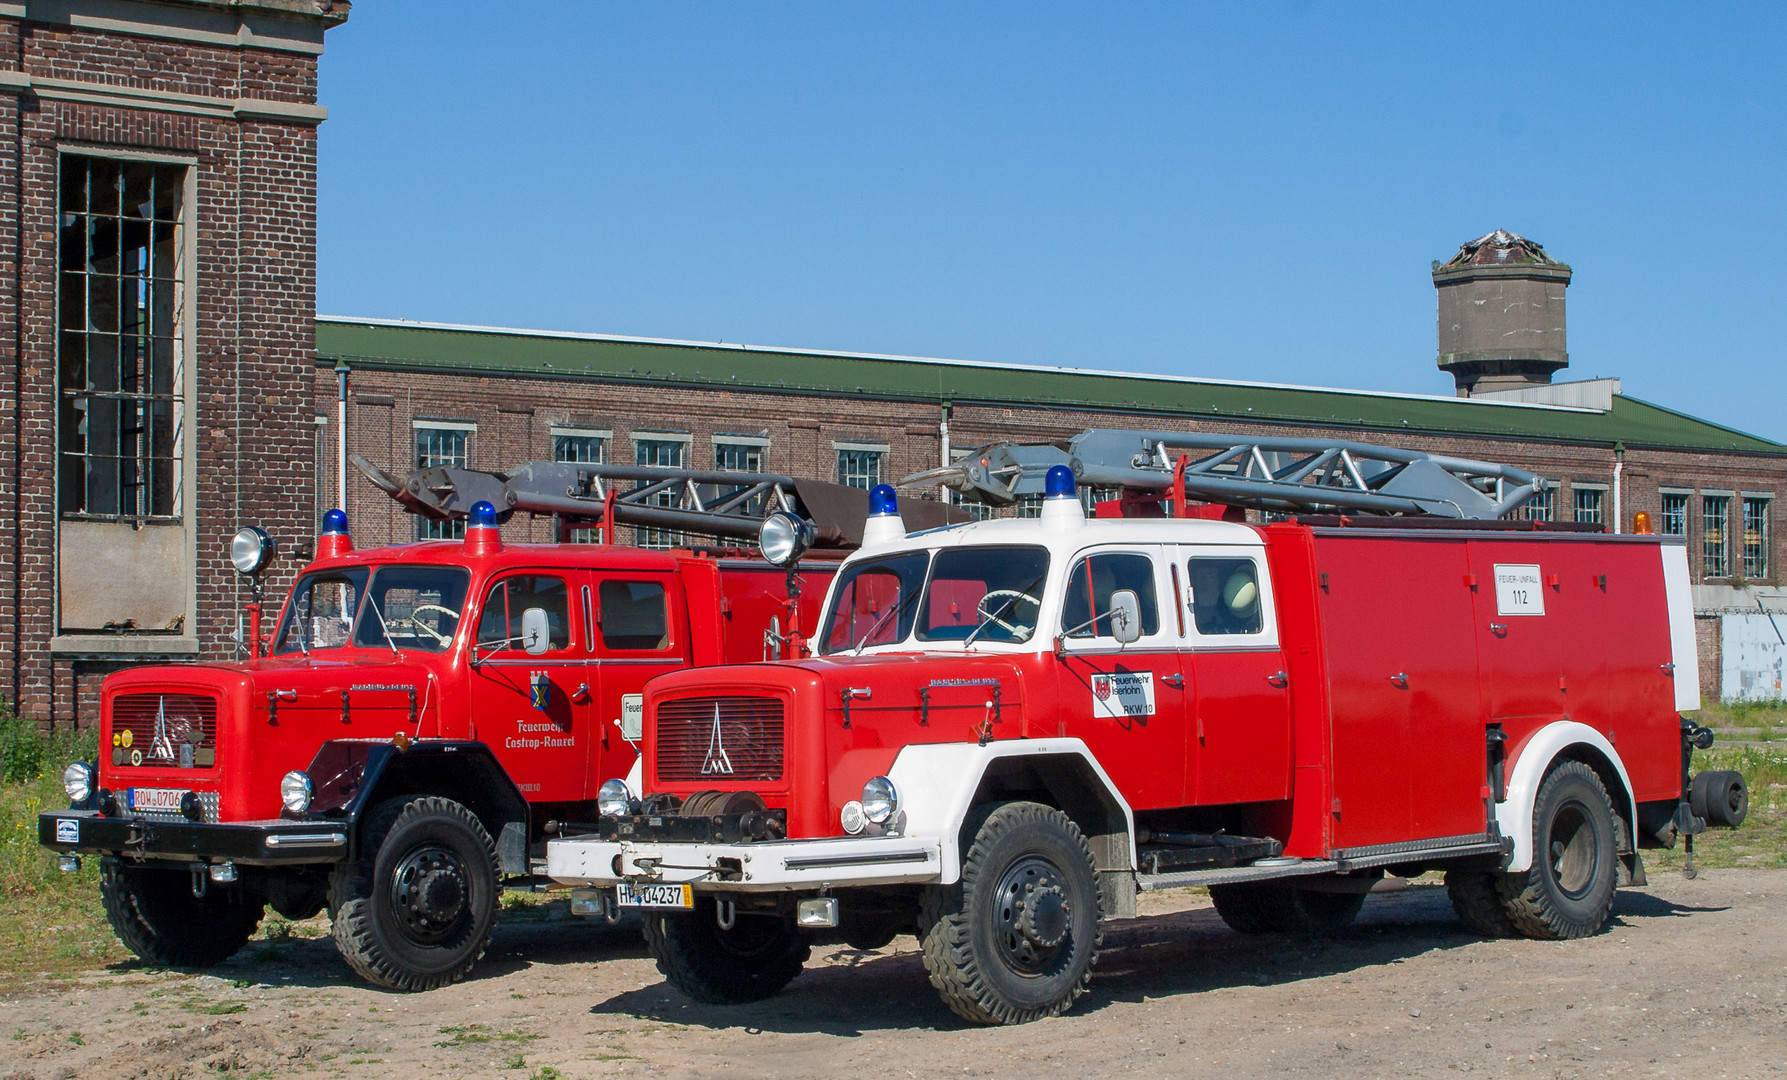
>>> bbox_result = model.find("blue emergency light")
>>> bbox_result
[869,484,899,517]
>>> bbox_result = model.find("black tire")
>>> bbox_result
[1208,882,1274,934]
[99,860,264,968]
[1691,770,1749,828]
[1496,761,1618,940]
[1260,886,1366,934]
[840,909,908,952]
[643,898,810,1004]
[917,802,1102,1025]
[1445,870,1518,938]
[328,796,500,991]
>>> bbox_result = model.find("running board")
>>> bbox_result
[1136,858,1340,891]
[1133,833,1505,892]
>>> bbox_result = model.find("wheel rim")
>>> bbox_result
[1546,800,1600,901]
[388,844,470,945]
[993,856,1072,975]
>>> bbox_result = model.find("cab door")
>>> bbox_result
[469,572,591,803]
[585,571,686,796]
[1177,548,1292,807]
[1052,547,1187,811]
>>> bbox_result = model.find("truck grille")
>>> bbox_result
[110,693,219,769]
[654,697,784,784]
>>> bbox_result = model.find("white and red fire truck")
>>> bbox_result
[548,430,1748,1025]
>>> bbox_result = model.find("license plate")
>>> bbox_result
[615,882,693,909]
[128,787,186,813]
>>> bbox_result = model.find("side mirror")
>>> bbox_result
[1108,590,1142,645]
[521,607,552,655]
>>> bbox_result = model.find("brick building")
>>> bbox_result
[0,0,349,726]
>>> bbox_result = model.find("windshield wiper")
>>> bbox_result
[853,591,920,655]
[963,575,1046,648]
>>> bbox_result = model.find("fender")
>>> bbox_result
[886,737,1134,885]
[1495,721,1637,873]
[303,740,530,873]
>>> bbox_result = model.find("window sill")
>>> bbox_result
[50,635,200,657]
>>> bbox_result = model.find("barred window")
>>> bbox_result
[57,156,187,521]
[1015,494,1044,519]
[1743,497,1771,579]
[1572,487,1605,526]
[836,449,883,490]
[634,438,686,549]
[1080,486,1121,515]
[415,426,470,540]
[1703,494,1730,578]
[1506,485,1555,522]
[715,441,764,473]
[950,490,992,522]
[1659,493,1689,537]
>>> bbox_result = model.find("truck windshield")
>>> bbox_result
[919,546,1050,644]
[820,553,929,654]
[273,566,471,656]
[820,546,1052,653]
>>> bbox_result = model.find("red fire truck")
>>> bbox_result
[547,431,1748,1025]
[38,460,946,990]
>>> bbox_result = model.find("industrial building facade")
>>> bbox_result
[0,0,349,724]
[2,1,1783,729]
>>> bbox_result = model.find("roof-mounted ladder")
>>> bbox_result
[905,429,1543,520]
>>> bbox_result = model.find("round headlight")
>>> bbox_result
[63,762,94,805]
[758,511,813,568]
[229,526,277,575]
[597,778,632,818]
[280,770,313,814]
[839,799,867,835]
[861,776,898,824]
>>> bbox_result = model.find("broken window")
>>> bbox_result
[1702,494,1731,578]
[1659,493,1689,537]
[714,440,764,473]
[1572,486,1605,526]
[1743,497,1771,579]
[553,431,606,464]
[57,156,187,522]
[1506,484,1555,522]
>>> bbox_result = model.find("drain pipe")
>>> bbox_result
[938,401,952,502]
[335,360,350,515]
[1612,441,1625,534]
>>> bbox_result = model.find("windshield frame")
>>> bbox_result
[272,564,473,657]
[817,544,1054,655]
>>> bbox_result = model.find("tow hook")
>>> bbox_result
[190,864,208,899]
[716,896,737,930]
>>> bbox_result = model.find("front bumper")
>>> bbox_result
[39,810,349,866]
[546,833,943,892]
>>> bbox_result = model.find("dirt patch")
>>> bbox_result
[1,869,1782,1080]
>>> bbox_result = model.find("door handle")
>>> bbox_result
[1389,672,1408,689]
[1161,673,1185,689]
[1489,622,1508,635]
[571,682,592,705]
[1266,670,1288,688]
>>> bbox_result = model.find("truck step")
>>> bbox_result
[1135,857,1341,892]
[1136,833,1281,874]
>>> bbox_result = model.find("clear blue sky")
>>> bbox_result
[317,3,1787,443]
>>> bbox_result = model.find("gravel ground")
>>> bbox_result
[1,869,1783,1080]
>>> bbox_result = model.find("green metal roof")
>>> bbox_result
[315,318,1785,456]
